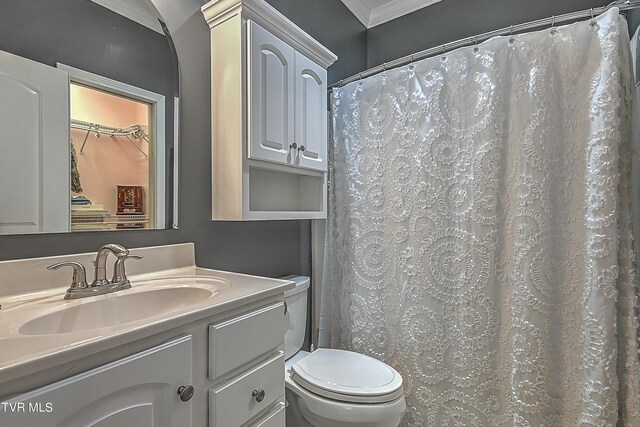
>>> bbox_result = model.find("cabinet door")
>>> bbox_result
[248,20,295,166]
[0,49,70,234]
[0,336,193,427]
[294,52,327,172]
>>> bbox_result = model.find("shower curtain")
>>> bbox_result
[327,8,640,426]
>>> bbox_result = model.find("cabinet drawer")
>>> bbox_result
[209,302,284,379]
[250,401,285,427]
[209,352,284,427]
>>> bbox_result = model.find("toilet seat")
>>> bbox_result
[290,349,403,404]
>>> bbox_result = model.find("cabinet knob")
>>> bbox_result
[289,143,297,150]
[298,145,306,152]
[252,389,266,402]
[177,385,195,402]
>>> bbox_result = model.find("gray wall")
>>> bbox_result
[367,0,613,68]
[0,0,179,99]
[0,0,366,281]
[264,0,367,84]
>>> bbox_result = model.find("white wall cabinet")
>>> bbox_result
[248,21,328,173]
[202,0,337,221]
[248,21,295,167]
[1,336,193,427]
[294,51,328,172]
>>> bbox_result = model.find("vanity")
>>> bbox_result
[0,243,294,427]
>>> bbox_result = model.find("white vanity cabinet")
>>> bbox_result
[1,335,193,427]
[0,244,293,427]
[0,303,289,427]
[202,0,337,221]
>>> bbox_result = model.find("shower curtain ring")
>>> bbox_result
[550,15,557,35]
[473,35,479,52]
[589,8,598,28]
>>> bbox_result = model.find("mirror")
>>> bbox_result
[0,0,179,235]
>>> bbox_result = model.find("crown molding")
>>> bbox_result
[339,0,372,28]
[201,0,338,68]
[91,0,164,34]
[341,0,442,28]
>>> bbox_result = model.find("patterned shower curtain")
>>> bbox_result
[327,8,640,426]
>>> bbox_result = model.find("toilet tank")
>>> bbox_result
[281,275,310,360]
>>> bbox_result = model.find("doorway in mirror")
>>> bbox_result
[60,64,167,233]
[70,83,153,231]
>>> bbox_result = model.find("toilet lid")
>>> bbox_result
[291,349,404,403]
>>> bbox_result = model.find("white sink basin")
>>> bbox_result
[18,276,231,335]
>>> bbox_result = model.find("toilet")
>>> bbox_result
[282,276,406,427]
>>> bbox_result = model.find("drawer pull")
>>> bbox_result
[177,385,195,402]
[252,389,266,402]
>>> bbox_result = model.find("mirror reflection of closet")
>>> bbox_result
[70,83,151,231]
[64,67,166,232]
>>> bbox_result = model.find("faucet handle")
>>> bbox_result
[47,262,88,290]
[111,254,143,287]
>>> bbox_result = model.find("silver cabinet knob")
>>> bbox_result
[298,145,305,152]
[252,389,265,402]
[289,143,297,150]
[177,385,195,402]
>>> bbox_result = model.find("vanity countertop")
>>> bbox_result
[0,244,294,384]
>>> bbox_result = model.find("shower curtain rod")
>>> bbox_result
[329,0,640,89]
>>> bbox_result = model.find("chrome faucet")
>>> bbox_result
[47,244,142,300]
[92,244,129,287]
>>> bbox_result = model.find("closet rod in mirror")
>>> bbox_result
[71,119,148,157]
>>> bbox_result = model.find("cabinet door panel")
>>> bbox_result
[0,336,192,427]
[294,52,327,172]
[248,20,295,165]
[0,50,70,234]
